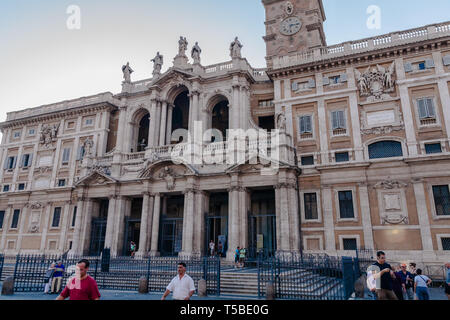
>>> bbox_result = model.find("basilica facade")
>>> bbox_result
[0,0,450,265]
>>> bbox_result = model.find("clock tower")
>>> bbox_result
[262,0,327,68]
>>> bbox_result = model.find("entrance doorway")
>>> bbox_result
[205,193,228,257]
[248,190,277,259]
[122,198,142,256]
[88,199,109,256]
[159,195,184,257]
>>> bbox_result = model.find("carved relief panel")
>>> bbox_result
[374,180,409,225]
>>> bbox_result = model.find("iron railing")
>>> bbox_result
[0,254,4,280]
[12,253,221,295]
[257,254,359,300]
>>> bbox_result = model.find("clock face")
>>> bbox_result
[280,16,302,36]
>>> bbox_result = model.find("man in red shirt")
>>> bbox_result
[56,259,101,301]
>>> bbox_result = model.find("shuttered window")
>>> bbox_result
[432,185,450,216]
[62,148,71,164]
[299,115,312,134]
[417,98,436,119]
[368,141,403,159]
[331,110,346,130]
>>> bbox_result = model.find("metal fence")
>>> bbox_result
[0,254,4,281]
[257,254,359,300]
[12,253,221,295]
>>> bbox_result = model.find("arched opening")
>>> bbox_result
[368,140,403,159]
[211,100,229,142]
[171,91,190,144]
[131,109,150,153]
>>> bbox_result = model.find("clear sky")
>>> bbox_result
[0,0,449,123]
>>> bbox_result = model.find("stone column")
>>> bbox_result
[227,186,241,259]
[231,77,240,130]
[239,85,249,131]
[412,180,434,252]
[275,184,291,251]
[436,79,450,140]
[111,197,129,256]
[154,101,162,147]
[239,189,249,250]
[181,188,196,257]
[40,203,53,251]
[347,67,364,161]
[104,195,117,249]
[358,183,375,249]
[149,98,158,147]
[317,98,329,164]
[191,91,200,132]
[116,106,127,153]
[159,101,168,146]
[16,204,28,251]
[395,58,418,156]
[288,186,300,252]
[193,191,207,257]
[70,197,85,255]
[166,104,174,145]
[150,193,161,256]
[58,201,72,251]
[322,186,336,252]
[137,192,154,256]
[79,199,94,254]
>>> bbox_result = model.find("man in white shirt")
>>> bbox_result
[161,262,196,301]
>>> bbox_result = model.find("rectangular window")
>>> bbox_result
[11,209,20,229]
[258,100,274,107]
[304,193,318,220]
[418,62,426,70]
[425,143,442,154]
[58,179,66,187]
[18,183,25,191]
[301,156,314,166]
[417,98,436,125]
[335,152,350,163]
[85,119,94,126]
[3,185,9,192]
[299,115,313,137]
[343,238,358,250]
[432,185,450,216]
[329,75,341,84]
[52,207,62,228]
[28,129,35,136]
[331,110,346,135]
[21,154,32,168]
[62,148,71,165]
[0,211,5,229]
[338,191,355,219]
[71,206,77,227]
[5,156,17,170]
[13,131,21,139]
[442,238,450,251]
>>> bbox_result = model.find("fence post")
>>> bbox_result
[342,256,355,300]
[257,254,261,299]
[0,254,4,281]
[216,255,220,296]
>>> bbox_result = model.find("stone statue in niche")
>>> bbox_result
[230,37,243,59]
[122,62,134,83]
[40,123,60,147]
[191,42,202,64]
[160,166,176,191]
[151,52,164,77]
[83,138,95,157]
[355,62,395,101]
[276,112,287,132]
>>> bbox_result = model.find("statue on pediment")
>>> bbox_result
[122,62,134,83]
[151,52,163,77]
[230,37,243,59]
[191,42,202,64]
[178,36,188,56]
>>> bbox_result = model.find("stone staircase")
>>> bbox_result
[220,269,260,297]
[1,264,15,281]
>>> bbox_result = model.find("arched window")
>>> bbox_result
[368,141,403,159]
[211,100,229,141]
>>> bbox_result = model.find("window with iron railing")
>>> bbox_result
[331,110,347,136]
[335,152,350,163]
[343,238,357,250]
[299,115,313,139]
[432,185,450,216]
[441,238,450,251]
[417,98,437,126]
[425,143,442,154]
[368,141,403,159]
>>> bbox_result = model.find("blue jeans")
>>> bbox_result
[416,287,430,300]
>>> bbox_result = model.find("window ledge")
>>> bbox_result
[433,215,450,220]
[336,218,358,223]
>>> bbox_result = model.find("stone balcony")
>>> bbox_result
[271,21,450,70]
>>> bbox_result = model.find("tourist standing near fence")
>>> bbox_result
[51,261,65,294]
[445,263,450,300]
[161,262,195,301]
[397,263,414,300]
[414,269,432,300]
[56,259,101,301]
[44,263,55,294]
[372,251,397,300]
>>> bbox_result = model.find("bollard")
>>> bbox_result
[1,277,14,296]
[138,276,149,294]
[198,279,207,297]
[266,282,275,300]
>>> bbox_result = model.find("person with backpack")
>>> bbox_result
[239,247,247,268]
[130,241,136,258]
[414,268,432,300]
[234,247,240,269]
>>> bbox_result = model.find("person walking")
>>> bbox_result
[56,259,101,300]
[130,241,136,258]
[445,263,450,300]
[397,263,414,300]
[234,247,240,269]
[44,263,55,294]
[414,268,432,300]
[239,247,247,268]
[51,261,65,294]
[161,262,195,301]
[392,265,404,300]
[372,251,397,300]
[209,240,215,257]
